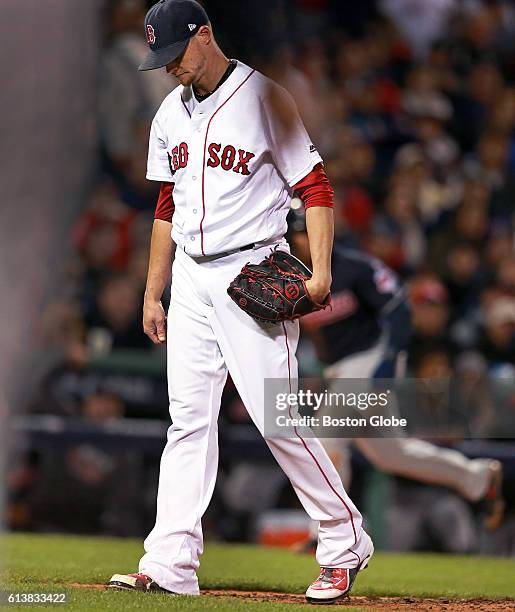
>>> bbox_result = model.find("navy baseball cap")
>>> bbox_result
[138,0,209,71]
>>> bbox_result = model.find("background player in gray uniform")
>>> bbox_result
[288,206,504,550]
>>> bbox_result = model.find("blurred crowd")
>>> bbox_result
[6,0,515,549]
[266,1,515,382]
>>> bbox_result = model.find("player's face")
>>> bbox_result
[165,34,206,87]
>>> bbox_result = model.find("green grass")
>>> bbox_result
[1,533,515,610]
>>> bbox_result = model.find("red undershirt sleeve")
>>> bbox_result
[292,163,334,209]
[154,182,175,223]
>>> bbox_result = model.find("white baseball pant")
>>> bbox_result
[139,241,372,594]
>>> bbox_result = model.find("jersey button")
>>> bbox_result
[192,176,197,181]
[193,208,197,213]
[197,127,202,132]
[190,236,195,241]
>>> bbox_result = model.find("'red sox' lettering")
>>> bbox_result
[207,142,255,176]
[168,142,189,174]
[170,142,255,175]
[208,143,255,174]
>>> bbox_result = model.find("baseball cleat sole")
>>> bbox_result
[107,573,174,593]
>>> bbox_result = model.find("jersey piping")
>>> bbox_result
[180,95,191,118]
[199,69,256,255]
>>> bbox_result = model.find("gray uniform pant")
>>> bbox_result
[320,338,491,502]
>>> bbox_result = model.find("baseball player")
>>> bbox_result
[108,0,373,604]
[288,209,504,551]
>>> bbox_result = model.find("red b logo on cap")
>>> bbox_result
[146,25,156,44]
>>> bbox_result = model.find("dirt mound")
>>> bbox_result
[72,584,515,610]
[205,589,515,610]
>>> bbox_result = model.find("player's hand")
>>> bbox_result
[305,277,331,305]
[143,299,167,344]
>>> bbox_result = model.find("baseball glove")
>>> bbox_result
[227,249,331,324]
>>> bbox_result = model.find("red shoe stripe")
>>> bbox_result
[333,572,349,589]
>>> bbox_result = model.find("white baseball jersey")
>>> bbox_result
[146,60,322,256]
